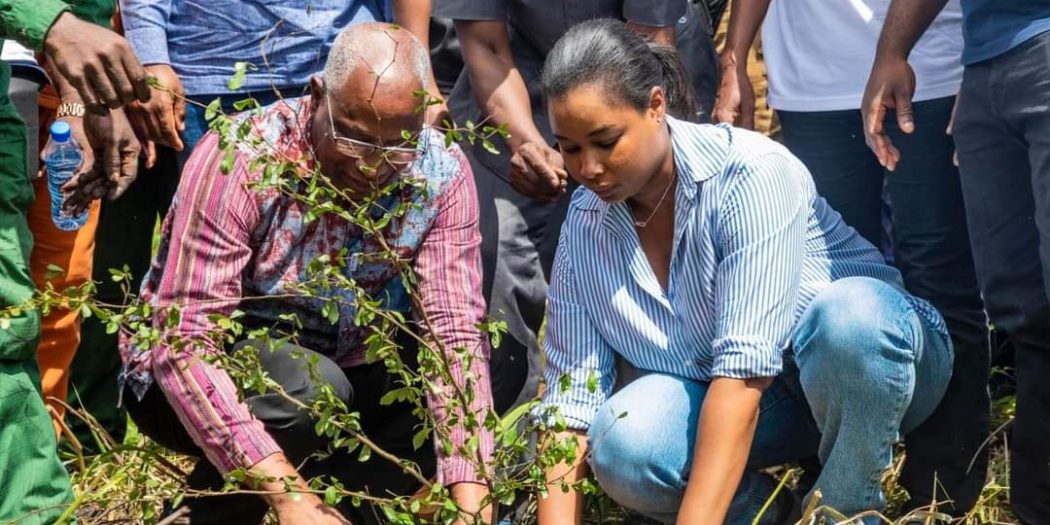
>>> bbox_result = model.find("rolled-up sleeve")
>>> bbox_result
[118,0,172,65]
[539,222,616,431]
[623,0,685,27]
[413,143,495,485]
[710,152,805,379]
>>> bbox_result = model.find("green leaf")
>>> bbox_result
[220,147,237,175]
[412,427,429,450]
[44,264,66,280]
[323,485,340,506]
[379,386,413,406]
[586,370,598,394]
[204,98,222,122]
[232,97,257,112]
[558,373,572,394]
[481,138,500,155]
[227,61,251,91]
[357,445,372,463]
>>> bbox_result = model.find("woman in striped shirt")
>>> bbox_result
[534,19,953,525]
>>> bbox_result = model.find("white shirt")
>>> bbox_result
[761,0,964,111]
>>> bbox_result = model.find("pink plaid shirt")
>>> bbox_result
[120,98,494,484]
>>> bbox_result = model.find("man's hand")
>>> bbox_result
[712,52,756,129]
[253,454,350,525]
[42,12,151,110]
[64,107,141,212]
[862,55,916,171]
[509,141,567,201]
[127,64,186,151]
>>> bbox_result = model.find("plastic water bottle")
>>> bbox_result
[43,121,88,231]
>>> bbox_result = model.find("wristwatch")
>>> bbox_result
[55,102,85,119]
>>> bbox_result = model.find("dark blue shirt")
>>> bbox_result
[961,0,1050,64]
[120,0,391,95]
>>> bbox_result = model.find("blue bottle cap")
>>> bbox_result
[49,121,72,143]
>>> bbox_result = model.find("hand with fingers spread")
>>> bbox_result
[509,141,568,201]
[42,11,151,111]
[64,108,141,213]
[712,52,756,129]
[127,64,187,151]
[861,55,916,171]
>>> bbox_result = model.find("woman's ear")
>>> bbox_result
[648,85,666,122]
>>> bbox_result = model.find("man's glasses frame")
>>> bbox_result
[324,90,426,175]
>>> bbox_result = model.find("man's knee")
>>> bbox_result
[245,341,353,434]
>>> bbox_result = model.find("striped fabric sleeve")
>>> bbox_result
[412,147,495,485]
[710,152,806,379]
[539,222,617,431]
[150,132,281,474]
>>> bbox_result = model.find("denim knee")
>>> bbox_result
[587,379,691,518]
[793,277,919,374]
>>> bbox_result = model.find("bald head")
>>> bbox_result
[310,23,431,194]
[323,22,430,109]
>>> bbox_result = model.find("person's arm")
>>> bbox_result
[37,12,142,207]
[535,224,618,525]
[412,143,496,522]
[861,0,951,170]
[454,18,567,200]
[711,0,771,128]
[536,431,589,525]
[119,0,186,151]
[389,0,449,126]
[146,133,343,524]
[677,152,805,523]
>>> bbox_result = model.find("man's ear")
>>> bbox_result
[310,75,325,105]
[648,85,666,121]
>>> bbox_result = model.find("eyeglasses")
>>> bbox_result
[325,91,424,175]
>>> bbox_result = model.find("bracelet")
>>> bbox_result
[55,102,85,119]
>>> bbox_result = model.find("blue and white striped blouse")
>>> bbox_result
[541,118,949,430]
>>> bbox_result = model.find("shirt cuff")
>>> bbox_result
[535,399,598,432]
[6,0,69,50]
[710,337,785,379]
[123,25,171,65]
[623,0,685,27]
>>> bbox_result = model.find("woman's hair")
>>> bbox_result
[542,18,700,122]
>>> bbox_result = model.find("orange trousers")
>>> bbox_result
[32,86,101,437]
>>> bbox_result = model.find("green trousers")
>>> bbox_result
[0,86,74,525]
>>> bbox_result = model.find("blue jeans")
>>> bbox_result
[179,87,306,168]
[778,97,990,514]
[587,277,952,524]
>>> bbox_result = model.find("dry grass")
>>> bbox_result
[58,395,1020,525]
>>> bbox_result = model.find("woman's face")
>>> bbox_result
[548,83,668,203]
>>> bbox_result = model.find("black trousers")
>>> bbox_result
[953,30,1050,525]
[779,97,990,515]
[125,336,447,525]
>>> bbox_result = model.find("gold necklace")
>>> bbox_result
[628,171,676,228]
